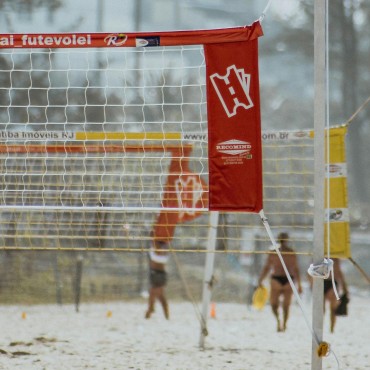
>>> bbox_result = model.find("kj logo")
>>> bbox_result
[210,64,254,118]
[326,208,349,222]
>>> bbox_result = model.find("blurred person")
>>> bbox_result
[322,258,349,333]
[258,232,303,332]
[145,238,170,320]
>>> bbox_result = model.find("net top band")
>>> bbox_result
[0,21,262,49]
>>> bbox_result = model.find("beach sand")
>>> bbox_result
[0,293,368,370]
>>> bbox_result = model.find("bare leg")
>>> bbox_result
[158,288,169,319]
[330,307,336,333]
[325,289,338,333]
[282,307,289,332]
[145,287,156,319]
[282,288,293,332]
[270,280,282,332]
[271,303,281,332]
[328,291,338,333]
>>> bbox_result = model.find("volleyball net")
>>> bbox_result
[0,24,351,305]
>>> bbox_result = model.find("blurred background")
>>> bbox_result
[0,0,368,307]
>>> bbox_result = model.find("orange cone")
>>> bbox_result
[210,302,216,319]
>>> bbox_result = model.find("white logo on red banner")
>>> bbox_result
[210,64,254,118]
[174,175,205,221]
[104,34,128,46]
[216,139,251,156]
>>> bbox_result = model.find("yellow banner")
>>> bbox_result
[324,126,351,258]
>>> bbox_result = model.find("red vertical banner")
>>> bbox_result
[205,23,263,212]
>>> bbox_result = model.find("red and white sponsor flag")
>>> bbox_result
[153,172,208,241]
[205,22,263,212]
[153,149,208,241]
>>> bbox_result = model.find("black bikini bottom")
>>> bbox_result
[150,268,167,288]
[271,275,293,286]
[324,279,337,295]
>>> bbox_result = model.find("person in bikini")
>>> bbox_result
[258,232,302,332]
[307,258,349,332]
[145,238,170,320]
[323,258,348,333]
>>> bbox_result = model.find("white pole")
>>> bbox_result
[199,211,219,349]
[312,0,327,369]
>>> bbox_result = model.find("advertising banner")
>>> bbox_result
[205,26,263,212]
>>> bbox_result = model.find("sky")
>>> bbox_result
[0,0,298,34]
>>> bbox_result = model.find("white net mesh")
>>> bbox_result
[0,43,318,304]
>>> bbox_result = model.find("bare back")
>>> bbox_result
[268,250,299,278]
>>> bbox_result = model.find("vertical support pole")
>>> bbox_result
[96,0,104,84]
[199,211,219,349]
[312,0,327,368]
[96,0,104,32]
[74,254,84,313]
[54,252,63,306]
[136,251,145,294]
[134,0,143,31]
